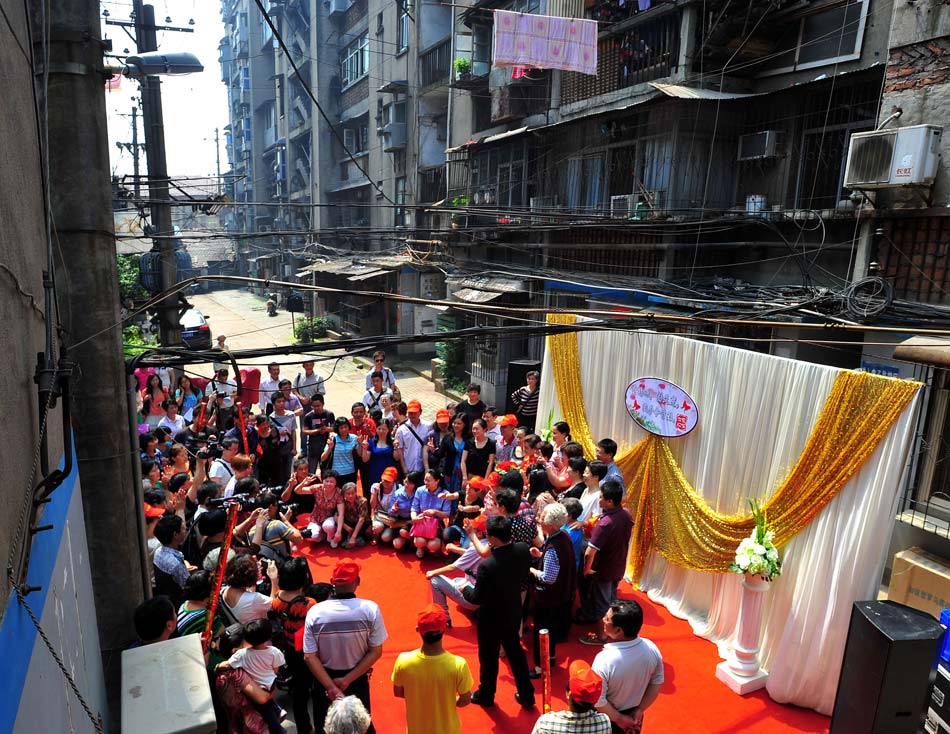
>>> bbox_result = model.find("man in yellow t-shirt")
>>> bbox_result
[392,604,474,734]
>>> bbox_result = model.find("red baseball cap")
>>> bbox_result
[568,660,603,705]
[468,476,488,490]
[486,471,501,488]
[330,561,361,585]
[417,604,447,634]
[436,408,451,423]
[407,400,422,413]
[144,502,165,518]
[381,466,398,482]
[499,414,518,427]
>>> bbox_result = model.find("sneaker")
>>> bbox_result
[528,668,542,680]
[330,540,338,549]
[300,528,313,539]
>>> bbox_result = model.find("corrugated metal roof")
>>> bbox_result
[348,268,390,282]
[452,287,506,303]
[446,275,526,293]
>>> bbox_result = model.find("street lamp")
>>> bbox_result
[118,51,204,78]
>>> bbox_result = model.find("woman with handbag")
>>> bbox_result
[409,469,453,558]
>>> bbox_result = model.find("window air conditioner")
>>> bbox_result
[844,124,943,189]
[328,0,349,17]
[737,130,785,161]
[610,194,637,219]
[382,122,407,152]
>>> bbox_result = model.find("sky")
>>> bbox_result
[103,0,230,181]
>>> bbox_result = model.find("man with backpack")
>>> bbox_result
[362,371,392,414]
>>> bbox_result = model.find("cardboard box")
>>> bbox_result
[888,546,950,620]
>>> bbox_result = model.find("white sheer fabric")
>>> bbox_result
[538,328,920,714]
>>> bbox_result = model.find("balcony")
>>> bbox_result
[561,10,680,106]
[418,166,446,204]
[420,38,451,89]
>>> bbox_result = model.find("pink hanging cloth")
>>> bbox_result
[492,9,598,76]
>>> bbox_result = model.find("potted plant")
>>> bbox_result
[450,195,468,228]
[453,57,472,81]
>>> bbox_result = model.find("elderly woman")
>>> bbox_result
[528,502,576,679]
[324,695,371,734]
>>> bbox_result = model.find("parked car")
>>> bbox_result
[180,308,213,350]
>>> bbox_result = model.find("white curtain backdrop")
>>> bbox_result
[537,328,921,715]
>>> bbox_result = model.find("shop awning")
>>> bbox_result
[649,82,760,100]
[893,336,950,368]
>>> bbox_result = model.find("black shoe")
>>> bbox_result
[515,692,536,709]
[471,690,495,708]
[300,528,313,538]
[528,668,542,680]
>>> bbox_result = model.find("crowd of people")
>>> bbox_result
[132,349,664,734]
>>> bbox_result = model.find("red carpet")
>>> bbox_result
[298,541,830,734]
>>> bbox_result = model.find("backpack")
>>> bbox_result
[270,594,308,653]
[180,516,203,568]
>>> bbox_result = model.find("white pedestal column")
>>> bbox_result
[716,573,770,695]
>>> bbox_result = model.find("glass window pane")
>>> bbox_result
[798,3,862,64]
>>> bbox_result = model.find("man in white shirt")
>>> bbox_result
[362,372,393,413]
[303,562,388,734]
[592,600,664,733]
[209,436,240,489]
[206,367,238,408]
[425,538,484,626]
[293,359,326,407]
[259,362,285,413]
[396,400,429,474]
[483,406,501,442]
[365,350,398,391]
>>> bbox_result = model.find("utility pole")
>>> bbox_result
[131,104,141,197]
[31,0,148,725]
[134,0,182,347]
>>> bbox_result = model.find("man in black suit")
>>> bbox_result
[462,514,536,708]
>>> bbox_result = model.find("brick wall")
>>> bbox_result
[343,0,367,34]
[884,37,950,94]
[341,77,369,110]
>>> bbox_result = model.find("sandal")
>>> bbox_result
[578,632,608,646]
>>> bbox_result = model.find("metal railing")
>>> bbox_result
[420,38,451,88]
[418,166,446,203]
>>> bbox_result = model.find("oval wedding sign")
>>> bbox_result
[624,377,699,438]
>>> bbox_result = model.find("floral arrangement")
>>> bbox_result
[728,499,781,581]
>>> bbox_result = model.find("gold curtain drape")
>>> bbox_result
[546,313,921,580]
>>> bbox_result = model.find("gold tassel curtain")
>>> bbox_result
[546,314,921,580]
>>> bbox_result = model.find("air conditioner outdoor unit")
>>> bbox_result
[382,122,407,152]
[258,224,271,232]
[844,124,942,189]
[328,0,349,17]
[738,130,785,161]
[610,194,637,218]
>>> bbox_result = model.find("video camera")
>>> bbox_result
[196,438,223,460]
[207,489,298,516]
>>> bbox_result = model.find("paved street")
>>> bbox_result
[188,288,451,419]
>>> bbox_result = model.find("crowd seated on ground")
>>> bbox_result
[131,355,658,734]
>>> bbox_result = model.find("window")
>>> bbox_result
[753,0,869,76]
[394,176,408,226]
[472,25,492,76]
[508,0,540,14]
[397,0,411,53]
[340,33,369,86]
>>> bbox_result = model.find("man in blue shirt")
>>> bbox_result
[596,438,624,487]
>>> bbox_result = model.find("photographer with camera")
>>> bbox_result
[209,436,241,490]
[252,491,305,561]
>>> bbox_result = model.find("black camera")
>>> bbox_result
[197,438,223,460]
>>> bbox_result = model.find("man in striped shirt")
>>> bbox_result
[511,371,540,432]
[303,562,388,733]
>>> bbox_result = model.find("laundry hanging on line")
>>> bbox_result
[492,10,598,76]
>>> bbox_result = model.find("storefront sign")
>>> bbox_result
[625,377,698,438]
